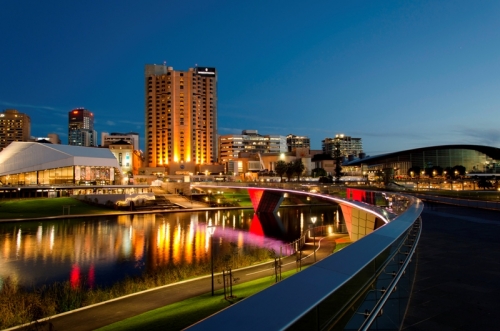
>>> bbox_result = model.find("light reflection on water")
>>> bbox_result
[0,206,338,289]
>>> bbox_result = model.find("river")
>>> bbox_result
[0,205,339,289]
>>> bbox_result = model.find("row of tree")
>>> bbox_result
[274,159,305,181]
[407,165,466,179]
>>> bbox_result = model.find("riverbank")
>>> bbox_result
[0,196,333,222]
[7,234,346,331]
[0,244,273,329]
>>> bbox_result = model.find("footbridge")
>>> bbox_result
[189,184,423,330]
[192,184,398,242]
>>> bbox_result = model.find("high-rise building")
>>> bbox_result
[145,64,217,172]
[322,134,363,158]
[219,130,287,165]
[286,134,310,152]
[0,109,31,151]
[68,108,97,147]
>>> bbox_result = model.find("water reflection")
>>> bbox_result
[0,206,339,289]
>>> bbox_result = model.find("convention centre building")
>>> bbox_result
[343,144,500,177]
[0,142,150,198]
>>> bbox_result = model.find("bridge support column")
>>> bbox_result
[248,189,284,213]
[339,203,383,242]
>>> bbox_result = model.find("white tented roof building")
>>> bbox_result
[0,142,122,185]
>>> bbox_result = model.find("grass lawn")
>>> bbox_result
[0,197,117,219]
[334,242,351,253]
[97,268,304,331]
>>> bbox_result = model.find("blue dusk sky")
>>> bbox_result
[1,1,500,155]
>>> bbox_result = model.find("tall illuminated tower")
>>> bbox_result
[68,108,97,147]
[145,64,217,172]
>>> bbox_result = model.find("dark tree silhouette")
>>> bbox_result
[293,159,305,182]
[285,161,295,181]
[333,140,343,183]
[275,160,287,182]
[408,166,421,178]
[312,167,327,177]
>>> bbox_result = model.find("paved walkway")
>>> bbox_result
[14,234,346,331]
[402,202,500,331]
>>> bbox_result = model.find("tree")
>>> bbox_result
[381,168,393,185]
[285,161,295,181]
[293,159,305,182]
[453,165,466,178]
[312,167,327,177]
[477,178,493,190]
[275,160,287,182]
[333,140,344,183]
[408,166,421,178]
[318,175,333,183]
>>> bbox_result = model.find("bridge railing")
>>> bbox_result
[280,224,349,257]
[188,190,423,331]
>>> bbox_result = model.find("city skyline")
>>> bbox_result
[1,1,500,155]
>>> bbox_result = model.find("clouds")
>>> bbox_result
[453,126,500,146]
[0,100,64,113]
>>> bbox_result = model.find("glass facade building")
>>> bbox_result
[344,145,500,176]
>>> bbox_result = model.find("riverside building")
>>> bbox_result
[144,64,217,175]
[101,132,140,151]
[219,130,287,165]
[322,134,363,159]
[286,134,310,152]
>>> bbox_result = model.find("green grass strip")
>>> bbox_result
[333,242,351,253]
[0,197,116,219]
[97,268,305,331]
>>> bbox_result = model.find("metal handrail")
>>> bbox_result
[358,216,422,331]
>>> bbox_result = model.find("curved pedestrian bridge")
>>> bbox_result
[188,185,424,330]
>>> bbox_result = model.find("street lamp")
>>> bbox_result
[311,216,317,262]
[207,221,216,296]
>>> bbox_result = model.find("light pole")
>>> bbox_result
[207,222,216,296]
[311,216,317,262]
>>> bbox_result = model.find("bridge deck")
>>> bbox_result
[402,202,500,331]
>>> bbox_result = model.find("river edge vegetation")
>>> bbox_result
[97,268,307,331]
[0,197,118,219]
[0,246,274,329]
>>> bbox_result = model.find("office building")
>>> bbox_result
[286,134,310,152]
[219,130,287,165]
[101,132,140,151]
[145,64,217,174]
[68,108,97,147]
[322,134,363,158]
[0,109,31,152]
